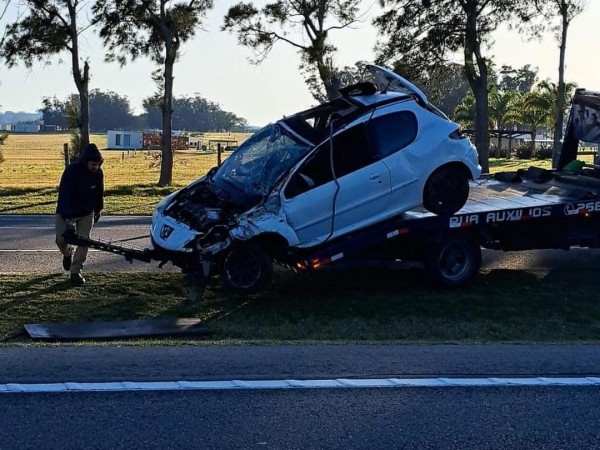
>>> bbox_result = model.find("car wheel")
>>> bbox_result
[425,235,481,288]
[220,242,273,293]
[423,165,470,216]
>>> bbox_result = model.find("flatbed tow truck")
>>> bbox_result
[64,88,600,299]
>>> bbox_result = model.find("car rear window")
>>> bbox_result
[370,111,418,158]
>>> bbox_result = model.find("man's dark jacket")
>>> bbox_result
[56,145,104,219]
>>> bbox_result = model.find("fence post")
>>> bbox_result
[217,143,222,166]
[63,143,70,168]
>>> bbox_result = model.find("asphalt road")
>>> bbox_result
[4,214,600,275]
[1,345,599,449]
[2,215,600,449]
[0,214,178,273]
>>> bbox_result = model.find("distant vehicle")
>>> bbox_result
[149,64,480,291]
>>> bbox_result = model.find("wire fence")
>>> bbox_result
[0,133,248,190]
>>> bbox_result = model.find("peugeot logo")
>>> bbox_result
[160,224,174,239]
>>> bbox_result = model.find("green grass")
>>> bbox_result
[1,266,599,344]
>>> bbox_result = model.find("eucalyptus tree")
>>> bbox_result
[1,0,94,154]
[374,0,542,173]
[93,0,214,186]
[535,0,586,162]
[222,0,362,103]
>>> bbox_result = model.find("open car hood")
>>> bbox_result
[365,64,429,105]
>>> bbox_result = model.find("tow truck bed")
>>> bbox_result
[297,170,600,279]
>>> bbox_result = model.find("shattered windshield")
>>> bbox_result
[213,123,312,206]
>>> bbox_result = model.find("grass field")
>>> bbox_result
[0,133,597,215]
[1,264,599,344]
[0,133,244,214]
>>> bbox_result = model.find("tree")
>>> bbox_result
[143,94,249,131]
[535,0,586,165]
[498,64,538,93]
[374,0,542,173]
[89,89,135,132]
[1,0,93,155]
[40,96,69,130]
[222,0,361,103]
[93,0,214,186]
[392,60,471,118]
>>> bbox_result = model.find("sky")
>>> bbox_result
[0,1,599,127]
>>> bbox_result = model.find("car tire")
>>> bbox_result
[220,242,273,294]
[425,234,481,288]
[423,165,470,216]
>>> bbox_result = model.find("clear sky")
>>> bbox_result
[0,1,598,127]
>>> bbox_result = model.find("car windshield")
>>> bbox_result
[212,123,312,206]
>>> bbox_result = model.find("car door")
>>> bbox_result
[329,121,392,239]
[368,105,420,215]
[281,143,337,247]
[281,120,392,246]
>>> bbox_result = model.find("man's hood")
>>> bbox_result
[78,143,104,164]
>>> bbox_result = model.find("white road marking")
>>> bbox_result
[0,226,55,230]
[1,377,599,393]
[0,249,104,253]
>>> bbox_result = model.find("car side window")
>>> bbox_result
[284,144,334,198]
[332,123,374,178]
[284,123,374,198]
[370,111,418,158]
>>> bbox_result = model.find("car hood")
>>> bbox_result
[365,64,429,105]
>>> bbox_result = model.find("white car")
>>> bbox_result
[151,64,481,291]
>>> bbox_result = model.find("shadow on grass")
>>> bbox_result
[2,265,600,343]
[0,187,56,197]
[0,274,73,314]
[105,184,181,197]
[0,187,57,212]
[0,200,56,213]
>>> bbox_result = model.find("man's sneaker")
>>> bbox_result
[62,255,72,271]
[70,273,86,286]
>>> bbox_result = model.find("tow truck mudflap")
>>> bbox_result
[63,229,155,263]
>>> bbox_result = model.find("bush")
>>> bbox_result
[0,133,7,165]
[515,143,534,160]
[535,145,553,160]
[490,143,510,159]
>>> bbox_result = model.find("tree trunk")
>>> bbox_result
[159,59,174,186]
[79,61,91,149]
[553,1,569,168]
[68,0,89,154]
[316,58,340,101]
[473,82,490,173]
[463,5,489,173]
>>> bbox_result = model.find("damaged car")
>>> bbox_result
[150,64,481,293]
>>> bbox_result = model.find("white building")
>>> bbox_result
[107,130,143,150]
[12,123,40,133]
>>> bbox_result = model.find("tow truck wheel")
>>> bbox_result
[426,235,481,288]
[423,165,470,216]
[220,242,273,294]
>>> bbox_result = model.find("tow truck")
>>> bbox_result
[65,88,600,300]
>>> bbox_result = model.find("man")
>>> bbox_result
[55,143,104,285]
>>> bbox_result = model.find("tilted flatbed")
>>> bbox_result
[292,168,600,287]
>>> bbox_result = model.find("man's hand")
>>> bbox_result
[94,212,101,224]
